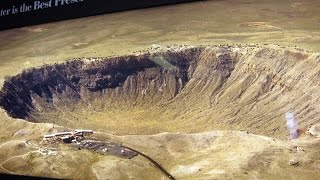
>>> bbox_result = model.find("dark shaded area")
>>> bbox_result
[0,0,201,30]
[0,55,156,119]
[76,140,138,159]
[0,173,63,180]
[0,49,201,120]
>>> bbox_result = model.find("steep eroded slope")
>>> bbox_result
[0,45,319,139]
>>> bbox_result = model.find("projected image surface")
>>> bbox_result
[0,0,320,179]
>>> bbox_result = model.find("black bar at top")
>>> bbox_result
[0,0,201,31]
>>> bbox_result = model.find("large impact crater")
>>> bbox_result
[0,45,319,138]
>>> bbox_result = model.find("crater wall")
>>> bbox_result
[0,46,319,138]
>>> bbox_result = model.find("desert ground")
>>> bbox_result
[0,0,320,179]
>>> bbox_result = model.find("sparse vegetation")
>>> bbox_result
[27,152,37,163]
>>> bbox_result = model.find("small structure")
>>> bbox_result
[44,134,56,139]
[75,129,93,136]
[54,132,73,137]
[44,129,93,143]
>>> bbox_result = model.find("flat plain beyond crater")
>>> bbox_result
[0,0,320,179]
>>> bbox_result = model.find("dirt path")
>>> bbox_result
[121,144,175,180]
